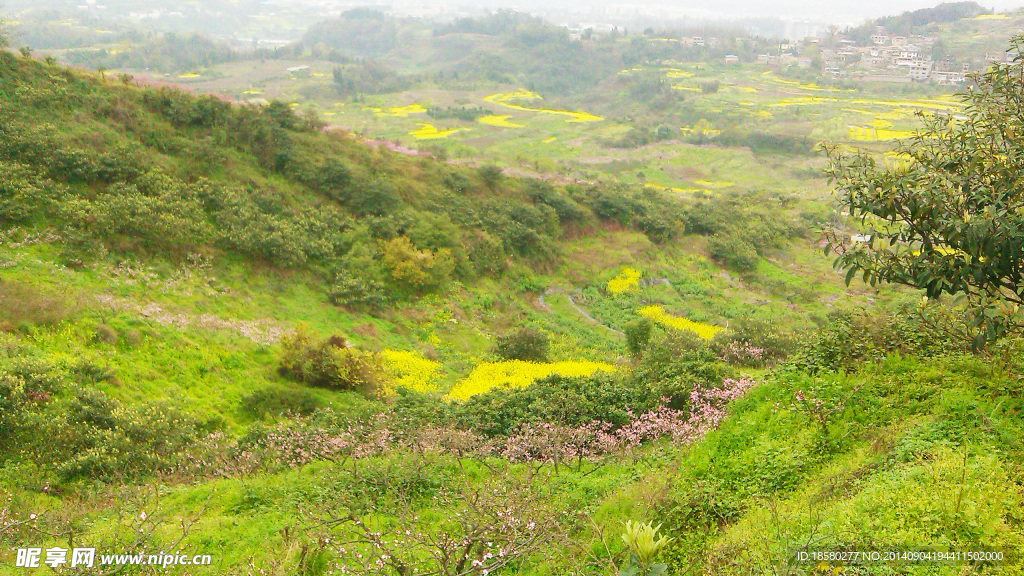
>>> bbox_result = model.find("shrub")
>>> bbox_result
[699,80,720,94]
[788,303,973,374]
[0,161,62,224]
[93,324,118,344]
[526,180,588,223]
[711,318,800,367]
[70,359,117,384]
[624,317,654,357]
[279,326,385,393]
[241,386,323,419]
[54,394,198,481]
[631,330,726,410]
[328,272,389,311]
[707,233,759,274]
[494,327,549,363]
[381,236,455,294]
[339,177,402,217]
[478,165,503,189]
[466,231,507,276]
[0,356,63,451]
[455,373,659,437]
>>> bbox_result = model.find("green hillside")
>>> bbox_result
[1,19,1023,576]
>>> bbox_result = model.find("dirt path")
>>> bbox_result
[95,295,286,346]
[539,287,624,336]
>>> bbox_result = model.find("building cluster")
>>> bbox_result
[757,31,974,85]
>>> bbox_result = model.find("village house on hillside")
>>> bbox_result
[756,26,970,85]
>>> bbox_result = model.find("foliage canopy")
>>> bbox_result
[827,35,1024,344]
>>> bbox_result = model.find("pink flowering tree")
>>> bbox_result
[302,474,566,576]
[773,374,857,436]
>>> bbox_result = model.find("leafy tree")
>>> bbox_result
[624,318,654,357]
[381,236,455,293]
[494,327,549,363]
[826,36,1024,344]
[707,233,759,274]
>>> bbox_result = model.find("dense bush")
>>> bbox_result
[574,185,684,243]
[0,355,63,452]
[279,326,385,393]
[624,317,654,357]
[707,233,760,274]
[329,271,390,311]
[54,390,198,481]
[631,329,727,410]
[494,327,550,362]
[0,349,199,482]
[711,318,800,367]
[241,386,324,419]
[788,303,975,374]
[381,236,456,294]
[455,373,661,437]
[525,181,588,224]
[716,130,816,156]
[0,161,64,224]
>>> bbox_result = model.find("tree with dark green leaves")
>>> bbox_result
[826,35,1024,345]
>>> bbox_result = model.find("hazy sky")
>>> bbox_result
[488,0,1024,25]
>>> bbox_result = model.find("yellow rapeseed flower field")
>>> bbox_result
[693,179,734,189]
[409,123,463,140]
[483,90,603,123]
[381,350,443,394]
[606,267,642,295]
[638,305,723,340]
[445,360,617,401]
[383,104,427,117]
[478,115,524,128]
[664,68,694,78]
[847,126,919,141]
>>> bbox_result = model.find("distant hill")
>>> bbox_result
[846,1,990,39]
[0,50,684,305]
[877,1,989,31]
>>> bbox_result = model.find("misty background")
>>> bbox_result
[4,0,1024,45]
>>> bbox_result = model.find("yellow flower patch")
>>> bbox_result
[478,115,523,128]
[483,90,603,123]
[664,68,694,78]
[178,73,200,79]
[382,104,426,117]
[381,350,443,393]
[445,360,617,401]
[694,180,734,189]
[409,123,462,140]
[607,267,642,295]
[848,126,919,141]
[638,305,722,340]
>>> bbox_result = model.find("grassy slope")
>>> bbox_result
[3,348,1020,574]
